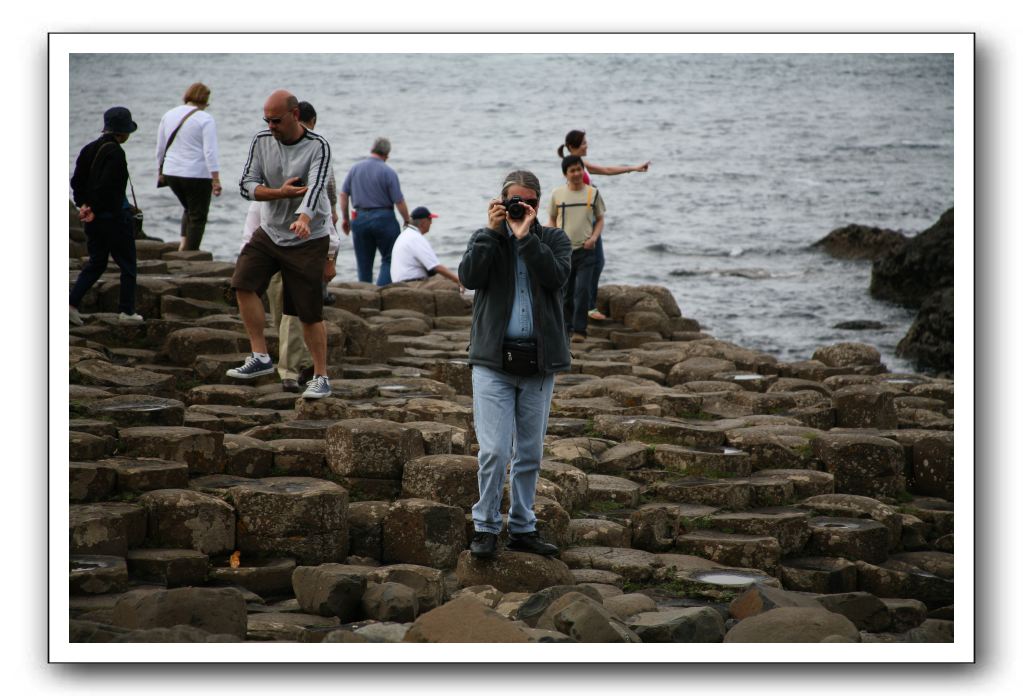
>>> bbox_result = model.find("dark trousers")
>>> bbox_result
[563,247,596,335]
[165,175,212,250]
[69,211,138,314]
[588,235,604,310]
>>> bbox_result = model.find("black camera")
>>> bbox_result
[502,195,526,221]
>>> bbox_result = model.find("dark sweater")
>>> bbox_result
[70,134,129,215]
[458,220,573,374]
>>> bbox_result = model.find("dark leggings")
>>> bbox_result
[69,211,137,314]
[588,235,605,310]
[165,175,212,250]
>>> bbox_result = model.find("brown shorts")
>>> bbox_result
[231,227,329,323]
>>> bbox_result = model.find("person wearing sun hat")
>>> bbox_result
[69,106,143,326]
[389,206,462,290]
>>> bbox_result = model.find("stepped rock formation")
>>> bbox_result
[66,215,955,644]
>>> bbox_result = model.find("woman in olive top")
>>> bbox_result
[557,129,650,320]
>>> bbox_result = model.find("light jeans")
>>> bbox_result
[470,365,555,534]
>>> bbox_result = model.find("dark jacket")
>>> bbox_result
[70,134,129,215]
[459,220,573,374]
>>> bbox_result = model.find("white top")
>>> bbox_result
[240,200,341,257]
[155,104,220,179]
[390,225,440,282]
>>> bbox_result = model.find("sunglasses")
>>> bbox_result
[263,115,286,125]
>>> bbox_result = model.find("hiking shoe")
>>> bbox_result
[226,354,275,379]
[297,365,314,385]
[507,531,559,556]
[469,531,498,559]
[280,378,301,393]
[587,309,607,321]
[118,312,144,323]
[571,333,586,343]
[69,306,84,326]
[302,375,332,399]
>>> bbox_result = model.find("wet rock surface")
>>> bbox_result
[64,260,955,644]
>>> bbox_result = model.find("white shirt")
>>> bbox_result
[156,104,220,179]
[390,225,440,282]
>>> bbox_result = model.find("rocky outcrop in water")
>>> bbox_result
[812,208,954,375]
[66,214,954,645]
[811,224,907,262]
[870,209,954,308]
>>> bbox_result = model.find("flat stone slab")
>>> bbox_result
[99,457,190,493]
[402,596,531,643]
[628,606,726,643]
[72,359,177,394]
[188,404,281,433]
[125,548,209,587]
[208,556,296,597]
[86,395,186,427]
[652,444,751,478]
[186,384,261,407]
[70,555,128,595]
[247,611,341,641]
[647,477,752,509]
[117,426,226,476]
[110,587,248,639]
[674,530,781,573]
[586,474,641,508]
[724,606,859,643]
[560,546,662,583]
[455,550,575,593]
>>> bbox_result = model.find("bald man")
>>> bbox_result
[227,89,334,399]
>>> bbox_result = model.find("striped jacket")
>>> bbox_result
[238,128,332,247]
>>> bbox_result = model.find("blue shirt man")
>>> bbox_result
[338,137,411,285]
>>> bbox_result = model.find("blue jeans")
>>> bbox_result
[69,210,137,314]
[351,208,400,285]
[471,365,555,534]
[588,235,604,311]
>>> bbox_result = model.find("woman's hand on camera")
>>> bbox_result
[487,198,507,231]
[507,202,536,240]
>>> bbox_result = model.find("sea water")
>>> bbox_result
[68,53,953,371]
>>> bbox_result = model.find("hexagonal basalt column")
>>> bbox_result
[401,454,479,511]
[381,498,466,569]
[811,433,904,498]
[224,477,349,565]
[325,418,425,490]
[805,516,889,564]
[137,489,236,556]
[674,530,781,574]
[70,502,146,556]
[832,384,897,429]
[652,444,751,478]
[778,556,859,594]
[117,426,226,476]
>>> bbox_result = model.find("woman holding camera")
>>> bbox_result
[458,170,572,559]
[557,129,650,320]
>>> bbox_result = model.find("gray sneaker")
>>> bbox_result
[118,312,144,323]
[226,354,275,379]
[302,375,332,399]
